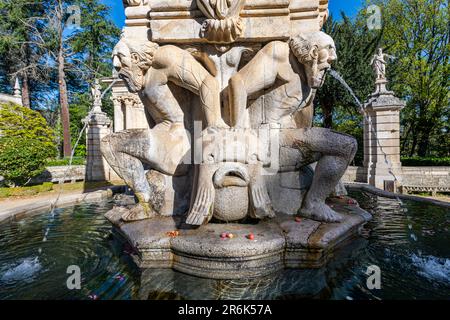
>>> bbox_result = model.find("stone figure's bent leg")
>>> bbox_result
[199,74,228,128]
[228,41,290,128]
[101,129,157,221]
[280,128,357,223]
[186,164,217,226]
[171,52,227,129]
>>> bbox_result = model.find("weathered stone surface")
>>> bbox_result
[99,0,374,280]
[107,199,371,279]
[363,48,406,191]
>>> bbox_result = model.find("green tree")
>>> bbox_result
[0,0,50,108]
[315,13,382,129]
[371,0,450,157]
[0,102,57,186]
[1,0,120,158]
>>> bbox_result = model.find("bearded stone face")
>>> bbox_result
[112,40,146,93]
[291,32,337,89]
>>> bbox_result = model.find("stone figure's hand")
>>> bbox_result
[186,184,215,225]
[121,203,156,222]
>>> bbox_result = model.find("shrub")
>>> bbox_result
[0,103,57,186]
[46,157,86,166]
[401,157,450,166]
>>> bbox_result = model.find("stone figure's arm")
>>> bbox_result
[157,45,226,128]
[141,68,185,126]
[384,54,396,61]
[293,102,314,128]
[228,41,291,128]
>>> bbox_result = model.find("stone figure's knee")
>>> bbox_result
[100,132,122,155]
[229,73,243,90]
[345,135,358,160]
[100,134,112,155]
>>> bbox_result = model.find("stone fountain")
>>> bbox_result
[103,0,372,279]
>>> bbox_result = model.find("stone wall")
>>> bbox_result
[343,165,450,194]
[31,166,86,184]
[401,167,450,190]
[342,166,367,184]
[0,93,22,105]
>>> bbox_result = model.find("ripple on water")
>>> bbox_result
[0,193,449,300]
[0,201,139,300]
[411,254,450,285]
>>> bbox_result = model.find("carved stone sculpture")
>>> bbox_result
[197,0,245,43]
[227,31,357,222]
[370,48,391,81]
[186,128,275,225]
[101,38,227,221]
[103,0,373,278]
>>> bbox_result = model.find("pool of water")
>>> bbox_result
[0,192,449,300]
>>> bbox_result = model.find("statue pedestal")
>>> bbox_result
[105,197,371,279]
[363,89,405,191]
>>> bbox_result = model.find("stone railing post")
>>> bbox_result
[84,109,112,181]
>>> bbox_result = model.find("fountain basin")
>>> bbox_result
[1,192,449,299]
[105,198,372,279]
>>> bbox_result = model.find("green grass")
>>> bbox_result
[0,181,121,199]
[0,182,53,198]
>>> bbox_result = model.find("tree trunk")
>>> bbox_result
[322,100,333,128]
[21,73,31,109]
[409,132,417,157]
[417,129,431,157]
[56,2,71,158]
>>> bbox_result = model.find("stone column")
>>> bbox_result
[363,84,405,192]
[123,96,134,130]
[112,97,124,132]
[84,106,113,182]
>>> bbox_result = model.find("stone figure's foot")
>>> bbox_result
[152,121,173,131]
[205,123,229,134]
[299,201,343,223]
[121,203,156,222]
[186,185,214,226]
[250,184,276,219]
[214,119,230,129]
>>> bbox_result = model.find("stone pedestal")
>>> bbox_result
[105,196,371,279]
[363,80,405,191]
[84,110,117,181]
[0,77,22,106]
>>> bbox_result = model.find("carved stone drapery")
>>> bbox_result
[197,0,245,43]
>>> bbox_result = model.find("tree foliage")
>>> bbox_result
[0,0,120,158]
[372,0,450,157]
[315,1,449,160]
[0,102,56,186]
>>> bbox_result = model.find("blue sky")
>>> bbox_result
[329,0,365,18]
[102,0,365,28]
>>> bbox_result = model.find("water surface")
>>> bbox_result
[0,192,449,300]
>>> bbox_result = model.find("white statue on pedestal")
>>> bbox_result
[370,48,395,81]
